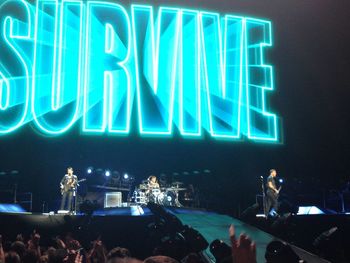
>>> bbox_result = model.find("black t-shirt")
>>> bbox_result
[266,175,276,191]
[60,174,78,191]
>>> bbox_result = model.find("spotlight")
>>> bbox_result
[123,173,129,180]
[87,167,93,174]
[105,170,111,177]
[279,178,284,183]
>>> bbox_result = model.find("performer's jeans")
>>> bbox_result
[60,191,73,211]
[265,190,278,216]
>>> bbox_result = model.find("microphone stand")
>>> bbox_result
[260,176,267,218]
[73,187,77,215]
[73,181,80,215]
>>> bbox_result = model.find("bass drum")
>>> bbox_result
[157,190,177,206]
[148,188,161,203]
[132,190,147,205]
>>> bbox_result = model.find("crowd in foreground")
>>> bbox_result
[0,225,305,263]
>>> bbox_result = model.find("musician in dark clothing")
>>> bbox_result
[265,169,280,217]
[60,167,78,212]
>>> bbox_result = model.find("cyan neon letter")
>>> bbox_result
[83,2,132,133]
[178,10,201,136]
[32,0,83,134]
[132,6,180,135]
[200,13,244,139]
[244,19,278,141]
[0,0,32,134]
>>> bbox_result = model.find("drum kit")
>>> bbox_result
[132,181,186,207]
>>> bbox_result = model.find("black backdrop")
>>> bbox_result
[0,0,349,213]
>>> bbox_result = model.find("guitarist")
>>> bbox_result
[60,167,78,212]
[265,169,281,217]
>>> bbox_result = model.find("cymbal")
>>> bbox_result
[166,187,187,191]
[171,181,184,185]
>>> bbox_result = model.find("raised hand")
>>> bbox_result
[55,237,66,249]
[0,234,4,263]
[75,252,83,263]
[229,225,257,263]
[33,233,41,246]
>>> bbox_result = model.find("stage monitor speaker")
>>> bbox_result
[297,206,325,215]
[104,192,122,208]
[0,203,27,214]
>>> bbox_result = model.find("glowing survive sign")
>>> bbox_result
[0,0,279,141]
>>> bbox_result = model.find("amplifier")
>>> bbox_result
[104,192,122,208]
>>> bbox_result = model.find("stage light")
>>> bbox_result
[123,173,129,179]
[279,178,284,183]
[0,204,26,213]
[297,206,324,215]
[87,167,93,174]
[105,170,111,177]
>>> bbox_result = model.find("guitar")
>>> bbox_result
[60,178,86,195]
[275,186,282,197]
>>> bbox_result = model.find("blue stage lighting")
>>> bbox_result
[279,178,284,183]
[105,170,111,177]
[87,167,93,174]
[0,204,26,213]
[123,173,129,179]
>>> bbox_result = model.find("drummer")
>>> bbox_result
[147,175,160,189]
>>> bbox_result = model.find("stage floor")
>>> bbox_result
[0,206,330,263]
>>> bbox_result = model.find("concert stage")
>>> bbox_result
[0,205,330,262]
